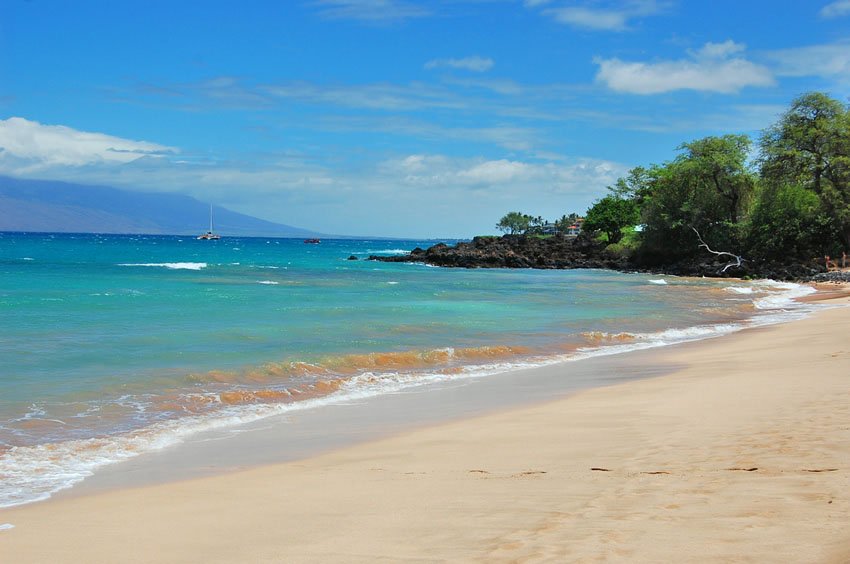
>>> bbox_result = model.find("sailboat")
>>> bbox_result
[197,204,221,240]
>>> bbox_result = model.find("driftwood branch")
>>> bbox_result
[692,227,745,273]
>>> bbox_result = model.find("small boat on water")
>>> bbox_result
[197,204,221,240]
[304,238,321,244]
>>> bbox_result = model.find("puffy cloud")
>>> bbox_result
[365,153,625,234]
[0,117,176,172]
[534,0,667,31]
[0,115,628,237]
[379,153,622,191]
[457,160,529,183]
[689,40,746,60]
[424,56,494,73]
[594,41,775,94]
[764,41,850,79]
[820,0,850,18]
[546,7,629,30]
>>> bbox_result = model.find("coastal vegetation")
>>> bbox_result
[495,211,583,235]
[596,93,849,266]
[375,93,850,279]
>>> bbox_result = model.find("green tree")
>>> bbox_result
[747,183,840,261]
[527,215,545,235]
[554,213,581,233]
[638,135,754,261]
[678,135,755,224]
[583,196,639,244]
[608,166,654,206]
[496,211,532,234]
[636,163,708,260]
[760,92,850,247]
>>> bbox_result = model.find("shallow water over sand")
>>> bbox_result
[0,232,816,507]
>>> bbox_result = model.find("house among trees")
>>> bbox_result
[564,218,584,237]
[541,222,558,235]
[496,212,585,236]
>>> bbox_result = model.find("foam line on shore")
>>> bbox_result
[0,280,824,509]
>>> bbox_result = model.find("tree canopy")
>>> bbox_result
[491,92,849,273]
[496,212,532,234]
[760,92,850,247]
[583,196,638,244]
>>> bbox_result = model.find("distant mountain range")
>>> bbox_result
[0,176,325,238]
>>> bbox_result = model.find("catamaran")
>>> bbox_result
[197,204,221,240]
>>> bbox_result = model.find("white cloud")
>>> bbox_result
[547,7,629,30]
[595,42,775,94]
[311,0,429,22]
[425,56,494,73]
[262,81,467,111]
[0,117,176,172]
[379,153,622,191]
[764,41,850,79]
[0,115,628,237]
[319,115,540,152]
[820,0,850,18]
[457,160,530,183]
[690,40,746,60]
[536,0,667,31]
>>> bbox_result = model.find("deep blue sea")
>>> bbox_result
[0,232,815,507]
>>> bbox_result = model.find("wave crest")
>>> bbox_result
[119,262,207,270]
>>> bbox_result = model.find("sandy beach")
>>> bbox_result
[1,293,849,563]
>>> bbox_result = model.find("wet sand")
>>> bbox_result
[1,294,849,562]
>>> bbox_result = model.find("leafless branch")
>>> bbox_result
[692,227,745,273]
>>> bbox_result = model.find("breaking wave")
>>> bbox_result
[0,279,823,509]
[119,262,208,270]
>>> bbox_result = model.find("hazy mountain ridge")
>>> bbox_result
[0,177,324,237]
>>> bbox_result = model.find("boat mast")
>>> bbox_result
[209,204,214,233]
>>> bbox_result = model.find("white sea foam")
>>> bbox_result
[725,286,754,294]
[21,257,34,261]
[0,524,14,531]
[119,262,207,270]
[648,279,667,285]
[257,280,280,285]
[0,278,822,510]
[387,281,399,285]
[752,280,816,310]
[367,249,410,255]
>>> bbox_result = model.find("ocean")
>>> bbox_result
[0,232,816,508]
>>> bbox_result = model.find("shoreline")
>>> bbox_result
[0,274,815,509]
[0,277,821,508]
[1,288,849,561]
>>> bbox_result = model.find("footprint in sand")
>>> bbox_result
[513,470,547,477]
[467,469,547,478]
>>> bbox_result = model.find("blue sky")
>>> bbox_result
[1,0,849,237]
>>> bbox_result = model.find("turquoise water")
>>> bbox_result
[0,232,815,507]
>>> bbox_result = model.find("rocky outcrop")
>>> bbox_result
[809,270,850,283]
[370,235,629,270]
[369,234,828,281]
